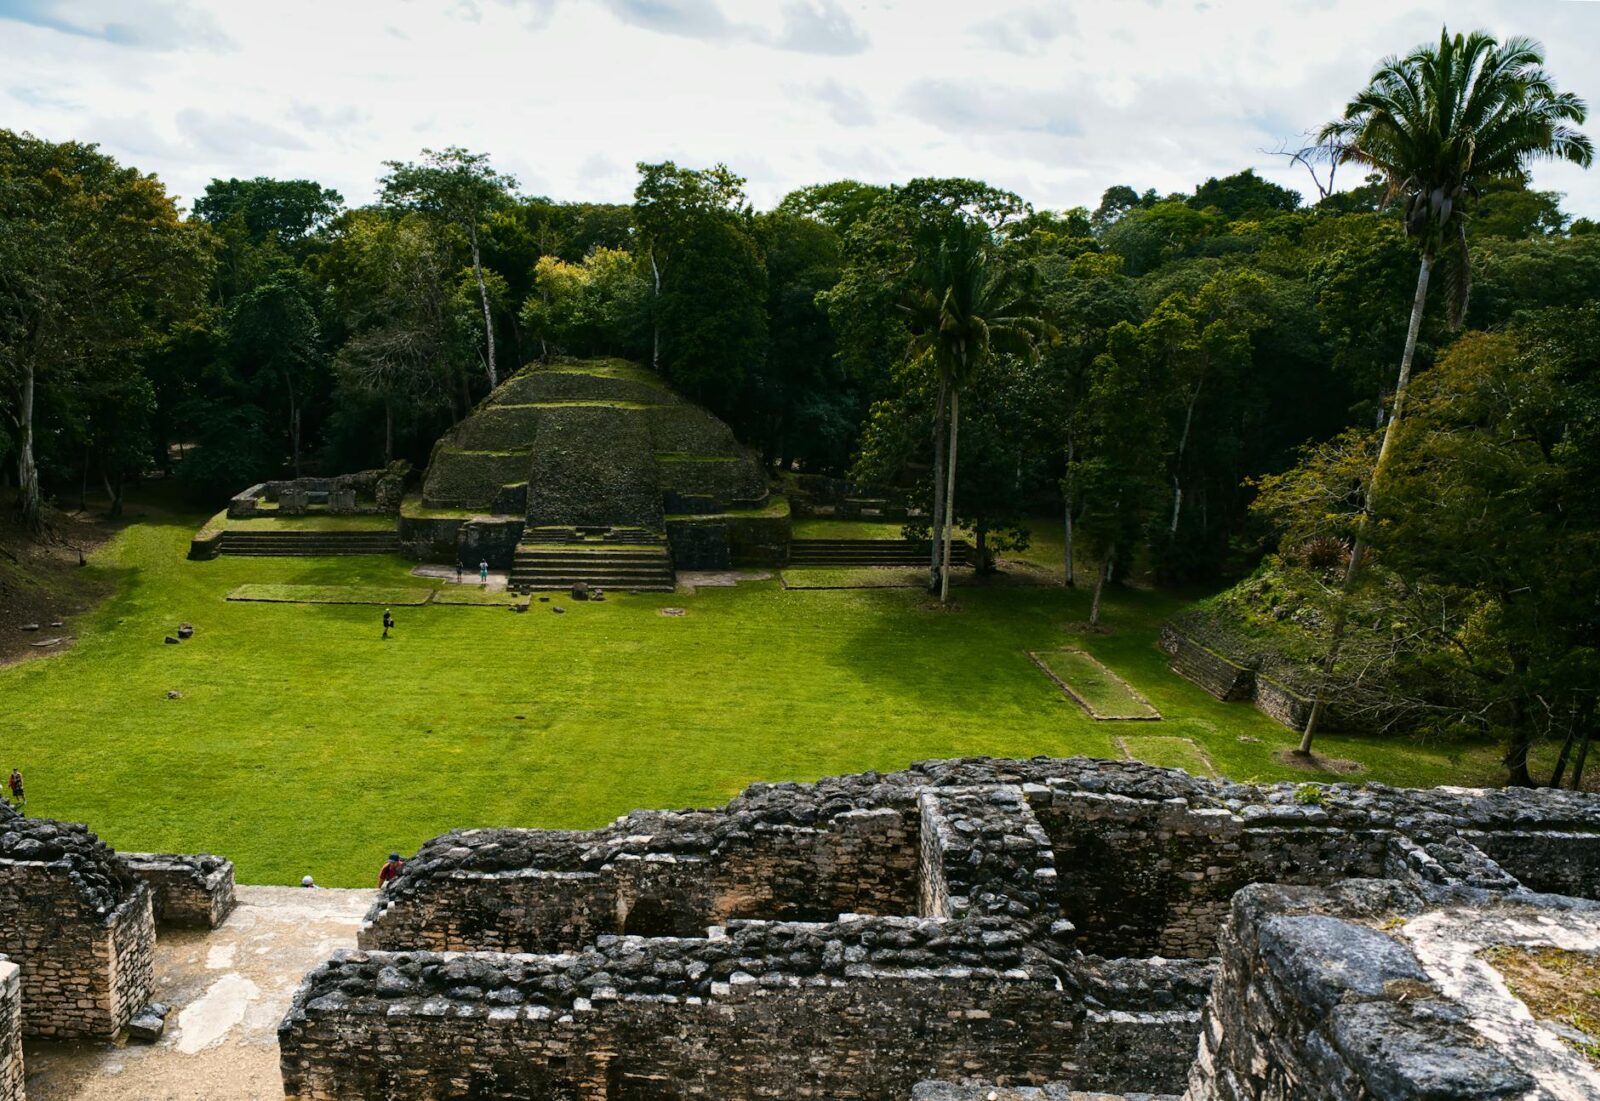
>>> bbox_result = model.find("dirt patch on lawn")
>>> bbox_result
[0,502,121,668]
[1272,748,1366,775]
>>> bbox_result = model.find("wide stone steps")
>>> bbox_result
[788,538,973,567]
[510,542,675,592]
[218,531,400,557]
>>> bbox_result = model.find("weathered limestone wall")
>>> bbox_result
[0,816,157,1040]
[121,853,237,929]
[0,862,154,1038]
[0,956,21,1101]
[1157,626,1252,702]
[362,801,919,953]
[284,919,1070,1101]
[1466,829,1600,900]
[297,758,1600,1100]
[1032,785,1387,958]
[1183,880,1600,1100]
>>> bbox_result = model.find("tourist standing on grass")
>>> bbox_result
[7,769,22,810]
[479,559,489,585]
[379,852,405,889]
[382,608,394,640]
[455,560,463,584]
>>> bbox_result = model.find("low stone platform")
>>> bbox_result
[23,886,371,1101]
[121,853,236,929]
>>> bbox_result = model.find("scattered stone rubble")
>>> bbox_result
[281,756,1600,1100]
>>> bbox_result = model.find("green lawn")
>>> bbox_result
[223,513,400,531]
[0,513,1513,888]
[781,567,933,589]
[1034,648,1160,719]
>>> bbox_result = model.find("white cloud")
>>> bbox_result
[0,0,1595,217]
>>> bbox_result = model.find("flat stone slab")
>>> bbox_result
[23,885,372,1100]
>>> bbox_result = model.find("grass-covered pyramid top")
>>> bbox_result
[421,357,767,529]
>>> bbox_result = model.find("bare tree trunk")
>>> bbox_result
[470,223,497,388]
[929,377,948,589]
[939,388,959,605]
[1063,430,1075,588]
[1299,253,1433,757]
[1089,548,1112,626]
[384,398,394,464]
[1170,381,1201,535]
[287,378,302,479]
[1571,721,1593,791]
[16,361,40,531]
[101,467,123,519]
[1505,654,1535,788]
[650,249,662,373]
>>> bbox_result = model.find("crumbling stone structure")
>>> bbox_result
[0,955,20,1101]
[1184,880,1600,1099]
[0,812,155,1039]
[121,852,237,929]
[227,464,409,520]
[282,758,1600,1100]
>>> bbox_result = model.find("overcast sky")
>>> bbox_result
[3,0,1599,218]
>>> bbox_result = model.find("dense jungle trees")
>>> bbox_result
[2,24,1598,786]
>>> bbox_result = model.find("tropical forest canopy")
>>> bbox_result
[1,28,1598,787]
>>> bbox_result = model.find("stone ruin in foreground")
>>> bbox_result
[0,798,236,1101]
[1,760,1596,1099]
[277,757,1600,1100]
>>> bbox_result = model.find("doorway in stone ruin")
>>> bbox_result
[621,896,701,938]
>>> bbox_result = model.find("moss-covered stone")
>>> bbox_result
[418,359,775,545]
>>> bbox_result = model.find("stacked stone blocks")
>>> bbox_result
[0,956,20,1101]
[0,818,156,1040]
[282,758,1600,1100]
[121,852,237,928]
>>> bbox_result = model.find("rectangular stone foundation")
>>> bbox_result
[282,924,1070,1101]
[0,957,20,1101]
[122,853,237,928]
[0,861,156,1039]
[298,757,1600,1099]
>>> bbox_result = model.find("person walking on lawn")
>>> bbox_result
[382,608,395,640]
[7,769,22,810]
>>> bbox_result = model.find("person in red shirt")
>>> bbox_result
[378,852,404,888]
[7,769,23,810]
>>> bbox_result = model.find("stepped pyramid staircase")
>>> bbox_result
[217,529,400,557]
[787,538,974,568]
[510,527,677,593]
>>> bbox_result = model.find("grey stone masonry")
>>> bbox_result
[288,757,1600,1100]
[0,816,156,1039]
[0,956,20,1101]
[121,852,236,929]
[1182,880,1600,1100]
[283,917,1069,1100]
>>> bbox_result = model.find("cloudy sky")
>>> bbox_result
[3,0,1599,217]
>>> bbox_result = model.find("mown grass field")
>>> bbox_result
[0,512,1515,887]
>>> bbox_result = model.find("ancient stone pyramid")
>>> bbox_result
[419,358,768,529]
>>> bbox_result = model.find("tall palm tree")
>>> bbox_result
[1297,28,1593,756]
[902,215,1051,603]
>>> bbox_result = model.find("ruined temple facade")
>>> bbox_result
[279,757,1600,1100]
[400,358,788,583]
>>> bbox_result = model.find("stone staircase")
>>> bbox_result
[788,538,973,567]
[511,528,676,592]
[217,530,400,557]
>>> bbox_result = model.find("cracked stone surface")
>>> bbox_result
[23,885,371,1101]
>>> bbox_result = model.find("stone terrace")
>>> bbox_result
[0,811,154,1040]
[281,757,1600,1100]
